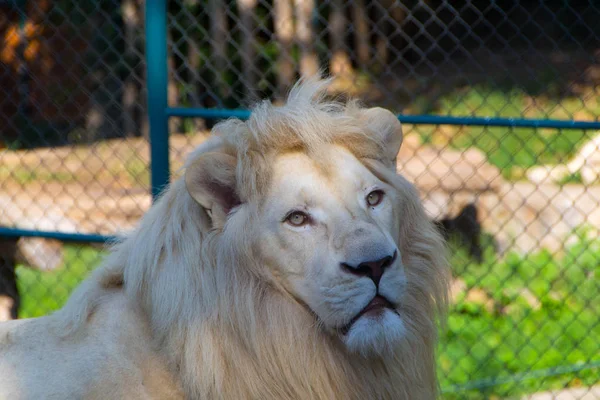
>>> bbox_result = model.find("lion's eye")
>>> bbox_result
[366,190,384,207]
[286,211,309,226]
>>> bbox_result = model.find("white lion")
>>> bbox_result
[0,78,449,399]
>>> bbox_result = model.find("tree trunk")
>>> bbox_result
[328,0,352,77]
[187,37,200,108]
[122,0,139,137]
[376,0,406,72]
[84,10,106,141]
[237,0,258,103]
[374,4,388,72]
[210,0,230,102]
[273,0,295,100]
[136,0,149,139]
[294,0,319,77]
[167,29,181,133]
[352,0,370,71]
[186,18,206,132]
[85,3,123,142]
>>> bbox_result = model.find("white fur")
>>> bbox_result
[0,76,449,400]
[343,309,407,357]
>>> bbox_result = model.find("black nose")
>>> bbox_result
[341,251,397,287]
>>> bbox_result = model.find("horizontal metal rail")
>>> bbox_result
[168,107,600,130]
[4,106,600,242]
[0,227,116,243]
[442,360,600,393]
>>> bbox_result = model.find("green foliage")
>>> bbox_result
[412,85,598,179]
[0,166,78,185]
[16,245,103,319]
[557,172,584,185]
[439,232,600,398]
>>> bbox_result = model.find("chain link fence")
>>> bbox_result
[1,0,599,398]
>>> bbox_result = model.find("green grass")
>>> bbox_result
[14,233,600,398]
[557,171,584,185]
[410,85,599,179]
[0,165,78,185]
[16,245,104,319]
[439,231,600,399]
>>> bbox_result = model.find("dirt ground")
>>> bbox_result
[525,385,600,400]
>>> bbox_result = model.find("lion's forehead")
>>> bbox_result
[268,145,375,197]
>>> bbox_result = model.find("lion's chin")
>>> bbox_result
[341,309,406,357]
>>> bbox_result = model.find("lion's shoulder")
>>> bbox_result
[0,291,183,399]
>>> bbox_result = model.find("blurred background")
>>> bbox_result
[1,0,599,398]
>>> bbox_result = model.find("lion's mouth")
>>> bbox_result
[340,295,396,335]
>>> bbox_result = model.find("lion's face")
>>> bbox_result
[256,145,406,356]
[185,101,421,357]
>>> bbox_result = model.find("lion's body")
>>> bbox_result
[0,292,183,399]
[0,78,449,400]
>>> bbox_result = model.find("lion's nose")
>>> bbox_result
[341,251,397,287]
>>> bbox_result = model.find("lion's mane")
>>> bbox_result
[57,78,449,399]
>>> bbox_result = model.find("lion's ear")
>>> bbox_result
[185,152,240,227]
[362,107,403,165]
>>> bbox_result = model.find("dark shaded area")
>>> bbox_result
[358,0,600,114]
[0,239,20,319]
[2,1,599,149]
[435,203,483,263]
[0,0,131,149]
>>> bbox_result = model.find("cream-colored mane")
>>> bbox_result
[57,78,449,399]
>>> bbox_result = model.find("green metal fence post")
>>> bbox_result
[145,0,170,200]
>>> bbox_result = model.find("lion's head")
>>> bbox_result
[64,77,449,399]
[183,78,447,358]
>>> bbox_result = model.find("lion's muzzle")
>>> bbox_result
[340,250,397,287]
